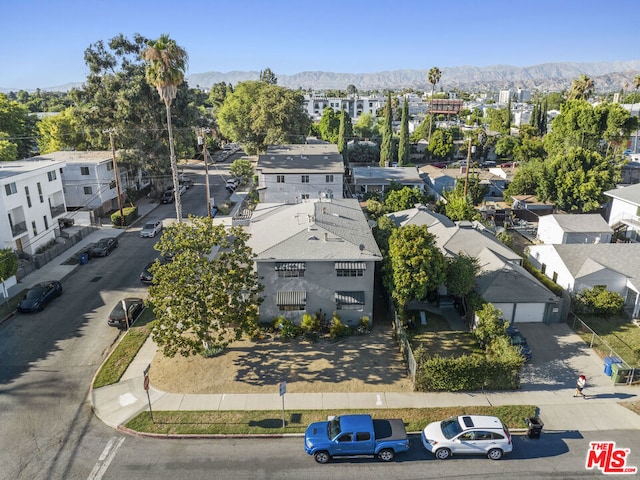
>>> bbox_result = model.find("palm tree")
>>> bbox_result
[633,74,640,153]
[568,74,594,101]
[427,67,442,144]
[142,34,188,223]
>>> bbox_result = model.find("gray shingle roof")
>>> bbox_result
[540,213,612,233]
[257,144,344,173]
[604,183,640,206]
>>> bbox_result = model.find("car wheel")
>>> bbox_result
[57,289,62,297]
[378,449,394,462]
[487,448,503,460]
[105,250,109,256]
[150,231,155,238]
[435,448,451,460]
[314,451,330,464]
[38,304,44,312]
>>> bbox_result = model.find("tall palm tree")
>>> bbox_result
[568,74,594,101]
[142,34,188,223]
[633,74,640,153]
[427,66,442,144]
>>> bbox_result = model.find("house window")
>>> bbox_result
[43,215,48,230]
[80,167,90,176]
[552,272,558,283]
[25,186,32,208]
[47,170,57,181]
[335,261,366,277]
[84,186,93,195]
[326,175,334,183]
[301,175,309,183]
[276,262,305,278]
[106,162,113,171]
[541,263,546,274]
[335,291,365,311]
[31,221,37,236]
[276,175,285,183]
[37,182,44,203]
[301,194,309,200]
[276,291,306,311]
[5,182,17,196]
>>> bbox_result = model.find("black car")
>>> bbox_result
[139,258,166,284]
[507,325,532,362]
[90,237,118,257]
[161,189,174,204]
[17,281,63,312]
[107,297,145,329]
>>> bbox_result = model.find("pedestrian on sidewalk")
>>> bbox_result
[574,374,587,398]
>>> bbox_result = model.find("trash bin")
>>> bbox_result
[79,253,89,265]
[611,363,630,384]
[604,356,622,376]
[526,416,543,439]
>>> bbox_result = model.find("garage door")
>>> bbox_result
[513,303,545,323]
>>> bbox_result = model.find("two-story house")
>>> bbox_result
[256,144,344,204]
[536,213,613,245]
[246,198,382,326]
[0,158,67,255]
[352,166,424,196]
[605,182,640,243]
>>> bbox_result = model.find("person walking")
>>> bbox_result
[574,374,587,398]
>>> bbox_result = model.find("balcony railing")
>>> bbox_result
[50,204,66,218]
[11,221,27,237]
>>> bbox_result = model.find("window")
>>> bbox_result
[355,432,371,441]
[276,175,285,183]
[337,434,352,442]
[5,182,17,195]
[47,170,57,181]
[80,166,90,176]
[276,291,306,311]
[43,215,48,230]
[541,263,546,274]
[25,186,32,208]
[106,162,113,171]
[276,262,305,278]
[301,175,309,183]
[31,221,37,236]
[552,272,558,283]
[335,262,366,277]
[335,291,365,311]
[37,182,44,203]
[84,186,93,195]
[326,175,334,183]
[301,194,309,200]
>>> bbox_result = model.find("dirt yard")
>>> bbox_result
[150,320,414,394]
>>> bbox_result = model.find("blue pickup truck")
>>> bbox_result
[304,414,410,463]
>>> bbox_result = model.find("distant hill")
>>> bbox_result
[3,61,640,93]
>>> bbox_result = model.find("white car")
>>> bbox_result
[226,178,240,192]
[421,415,512,460]
[140,220,163,238]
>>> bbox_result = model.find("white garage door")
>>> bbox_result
[513,303,545,323]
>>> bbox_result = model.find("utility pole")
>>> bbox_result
[198,129,212,218]
[105,129,124,226]
[463,137,476,198]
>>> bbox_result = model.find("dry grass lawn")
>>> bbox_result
[150,319,414,394]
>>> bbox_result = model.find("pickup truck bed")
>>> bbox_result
[373,419,406,442]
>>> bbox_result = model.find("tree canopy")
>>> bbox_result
[380,91,394,166]
[0,93,35,160]
[149,216,263,357]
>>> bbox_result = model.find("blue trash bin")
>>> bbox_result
[79,253,89,265]
[604,356,622,376]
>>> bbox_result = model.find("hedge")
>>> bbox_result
[111,206,138,227]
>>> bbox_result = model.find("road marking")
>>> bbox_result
[376,394,382,406]
[87,437,125,480]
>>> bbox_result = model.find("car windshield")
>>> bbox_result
[510,333,527,346]
[440,418,463,439]
[143,223,155,229]
[328,416,342,439]
[25,287,45,299]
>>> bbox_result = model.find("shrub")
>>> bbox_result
[473,303,507,349]
[111,206,138,226]
[0,248,18,278]
[574,287,625,316]
[329,314,350,340]
[300,313,321,333]
[358,316,371,334]
[273,316,300,339]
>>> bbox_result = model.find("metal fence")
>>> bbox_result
[392,308,417,387]
[567,313,638,385]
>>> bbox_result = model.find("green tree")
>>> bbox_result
[149,217,263,357]
[353,112,374,139]
[446,253,480,298]
[494,135,518,158]
[504,159,545,198]
[473,303,506,349]
[317,106,340,144]
[346,84,357,95]
[440,187,478,221]
[485,107,510,134]
[0,93,35,160]
[574,287,625,316]
[36,107,89,153]
[384,187,424,213]
[543,100,603,155]
[207,81,232,113]
[259,67,278,84]
[0,248,18,279]
[387,224,446,311]
[337,109,352,166]
[229,158,254,183]
[380,91,394,166]
[427,128,454,159]
[398,97,410,166]
[568,74,595,101]
[142,34,189,223]
[218,81,310,154]
[427,66,442,144]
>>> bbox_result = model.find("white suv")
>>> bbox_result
[421,415,512,460]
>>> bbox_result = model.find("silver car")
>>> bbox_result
[421,415,512,460]
[140,220,163,238]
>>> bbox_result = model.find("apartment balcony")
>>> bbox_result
[11,221,27,237]
[50,204,66,218]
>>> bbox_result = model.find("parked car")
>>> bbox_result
[58,217,75,228]
[161,189,174,204]
[178,183,187,195]
[421,415,512,460]
[226,178,240,192]
[107,297,145,329]
[304,414,410,464]
[139,258,167,284]
[140,220,163,238]
[90,237,118,257]
[506,325,532,362]
[17,281,63,313]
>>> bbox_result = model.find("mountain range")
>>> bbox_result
[4,60,640,93]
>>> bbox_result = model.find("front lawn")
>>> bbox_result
[407,314,481,357]
[573,314,640,368]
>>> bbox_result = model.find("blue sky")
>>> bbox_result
[1,0,638,90]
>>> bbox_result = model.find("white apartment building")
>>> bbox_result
[0,158,67,255]
[303,93,386,121]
